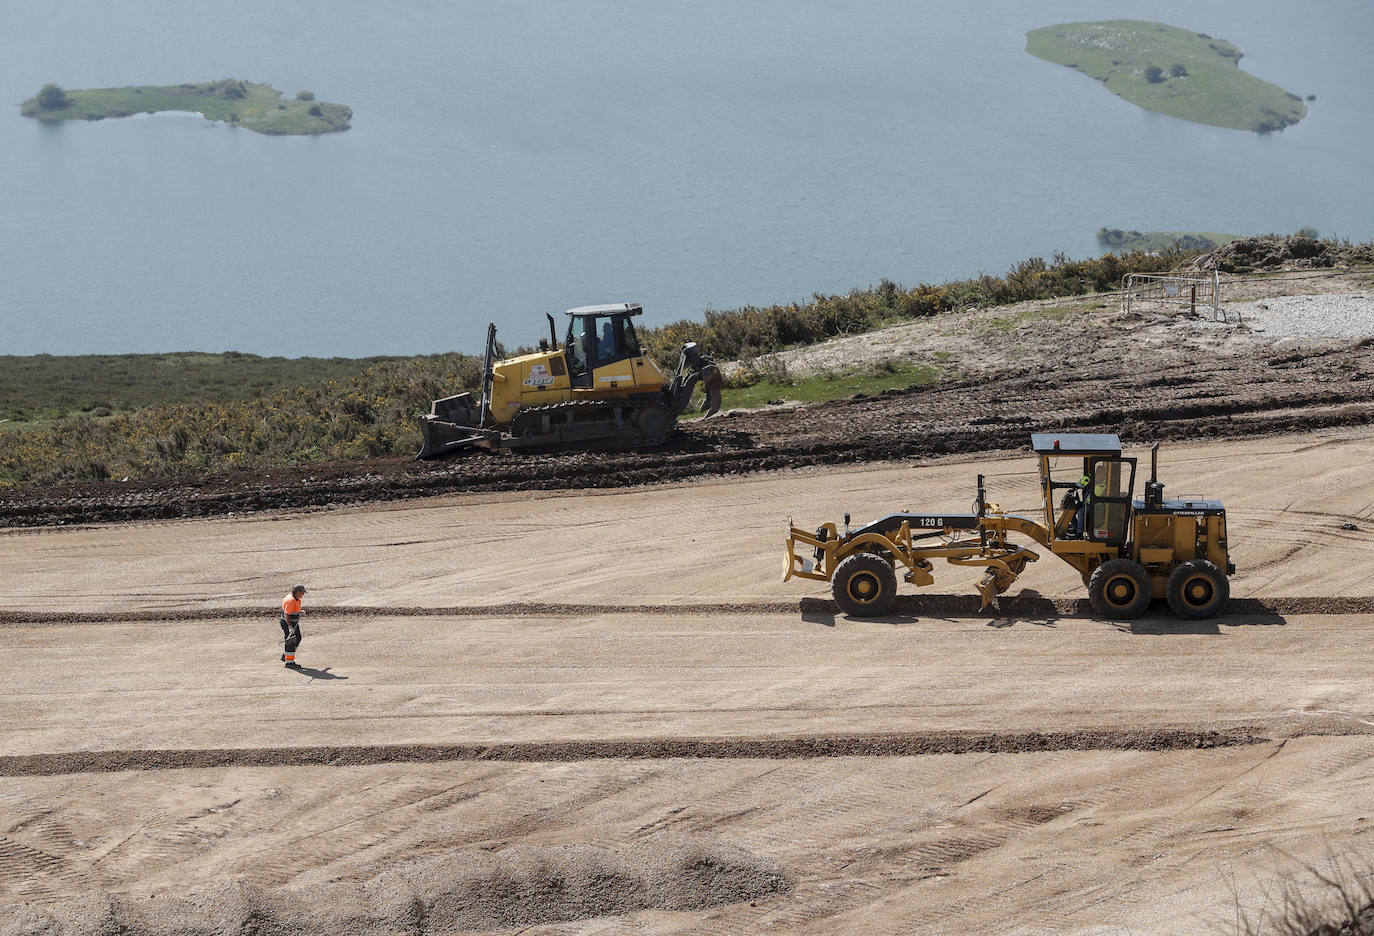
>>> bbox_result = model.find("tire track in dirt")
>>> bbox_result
[0,728,1272,778]
[1,595,1370,627]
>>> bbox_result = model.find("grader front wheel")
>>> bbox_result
[832,553,897,617]
[1088,558,1152,620]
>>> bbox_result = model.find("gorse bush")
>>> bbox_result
[0,355,484,487]
[637,246,1196,362]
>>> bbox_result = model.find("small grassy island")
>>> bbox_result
[21,79,351,135]
[1026,20,1306,133]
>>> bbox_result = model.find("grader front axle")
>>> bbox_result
[783,475,1047,616]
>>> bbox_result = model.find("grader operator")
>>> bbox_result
[417,303,723,458]
[783,433,1234,620]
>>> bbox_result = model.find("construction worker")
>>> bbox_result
[1067,474,1092,537]
[280,584,306,668]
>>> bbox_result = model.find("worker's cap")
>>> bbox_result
[292,583,307,594]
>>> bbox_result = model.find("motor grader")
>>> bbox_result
[417,303,723,458]
[783,433,1235,620]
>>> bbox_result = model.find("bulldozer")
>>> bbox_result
[783,433,1235,620]
[417,303,723,459]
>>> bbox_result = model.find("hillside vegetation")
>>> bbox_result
[21,79,351,135]
[0,352,427,427]
[0,240,1342,489]
[1026,20,1306,132]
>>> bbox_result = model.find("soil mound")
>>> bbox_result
[0,835,791,935]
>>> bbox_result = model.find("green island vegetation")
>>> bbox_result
[1025,20,1307,133]
[20,79,351,135]
[6,239,1365,488]
[1097,228,1244,253]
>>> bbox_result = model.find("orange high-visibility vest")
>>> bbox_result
[282,595,302,624]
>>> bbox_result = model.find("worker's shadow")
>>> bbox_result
[291,665,348,681]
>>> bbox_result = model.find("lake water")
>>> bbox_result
[1,0,1370,357]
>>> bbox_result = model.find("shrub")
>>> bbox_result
[1144,65,1166,83]
[638,247,1194,368]
[308,105,323,117]
[1170,63,1189,78]
[37,84,69,110]
[296,90,315,101]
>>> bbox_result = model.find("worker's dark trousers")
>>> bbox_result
[280,618,302,654]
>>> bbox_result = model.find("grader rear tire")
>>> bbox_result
[1166,559,1229,619]
[1088,558,1152,620]
[832,553,897,617]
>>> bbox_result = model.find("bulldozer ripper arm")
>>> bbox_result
[669,342,722,418]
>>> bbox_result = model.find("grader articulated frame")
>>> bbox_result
[783,433,1234,620]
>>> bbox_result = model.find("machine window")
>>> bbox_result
[566,318,589,378]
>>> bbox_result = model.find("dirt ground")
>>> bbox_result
[3,429,1374,934]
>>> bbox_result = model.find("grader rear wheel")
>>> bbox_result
[832,552,897,617]
[1165,559,1229,619]
[1088,558,1152,620]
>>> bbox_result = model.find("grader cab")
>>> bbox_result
[783,433,1234,620]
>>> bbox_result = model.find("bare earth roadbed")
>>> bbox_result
[2,433,1374,934]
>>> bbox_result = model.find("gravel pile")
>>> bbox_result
[0,835,792,936]
[1231,293,1374,339]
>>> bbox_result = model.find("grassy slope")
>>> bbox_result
[1025,20,1305,132]
[0,352,429,426]
[21,80,351,135]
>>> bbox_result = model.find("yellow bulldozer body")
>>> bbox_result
[488,347,674,425]
[416,303,722,458]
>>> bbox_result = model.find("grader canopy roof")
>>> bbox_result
[1029,433,1122,456]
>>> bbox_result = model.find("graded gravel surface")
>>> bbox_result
[3,432,1374,934]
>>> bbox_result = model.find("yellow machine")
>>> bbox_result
[783,433,1234,620]
[418,303,723,458]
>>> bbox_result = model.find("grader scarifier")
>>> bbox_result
[783,434,1235,620]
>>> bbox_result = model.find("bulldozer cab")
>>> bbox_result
[565,304,645,388]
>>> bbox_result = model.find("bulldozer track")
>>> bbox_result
[0,727,1274,777]
[510,398,675,448]
[1,595,1370,627]
[3,337,1373,528]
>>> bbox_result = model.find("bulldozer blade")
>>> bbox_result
[415,419,491,460]
[701,368,723,417]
